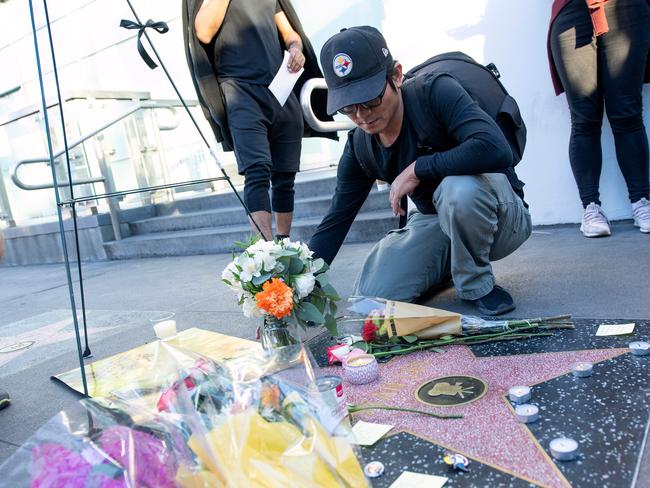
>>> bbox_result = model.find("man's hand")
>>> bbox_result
[287,44,305,73]
[389,162,420,216]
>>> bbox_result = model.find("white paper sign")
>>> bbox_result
[596,323,635,336]
[389,471,448,488]
[351,420,393,446]
[268,50,304,106]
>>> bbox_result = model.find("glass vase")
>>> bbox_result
[261,316,299,350]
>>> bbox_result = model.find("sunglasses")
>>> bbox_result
[338,80,388,115]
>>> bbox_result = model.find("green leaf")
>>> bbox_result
[311,295,325,313]
[390,346,405,352]
[296,302,325,324]
[315,273,329,286]
[427,347,445,353]
[311,258,325,273]
[329,301,338,316]
[324,314,338,336]
[275,248,299,257]
[252,273,272,286]
[402,335,419,344]
[321,283,340,300]
[317,261,330,273]
[222,279,232,286]
[351,341,369,352]
[287,257,305,275]
[388,335,401,344]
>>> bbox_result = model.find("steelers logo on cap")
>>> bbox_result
[333,53,353,77]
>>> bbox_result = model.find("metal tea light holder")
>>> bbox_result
[27,0,263,396]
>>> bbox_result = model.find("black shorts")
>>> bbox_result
[220,79,303,174]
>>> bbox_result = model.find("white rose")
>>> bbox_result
[294,273,316,299]
[299,243,313,260]
[238,255,261,282]
[242,297,263,318]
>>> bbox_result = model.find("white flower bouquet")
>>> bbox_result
[222,238,340,338]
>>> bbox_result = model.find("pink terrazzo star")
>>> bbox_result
[333,345,627,487]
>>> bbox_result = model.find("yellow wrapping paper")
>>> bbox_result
[187,410,367,488]
[385,300,462,339]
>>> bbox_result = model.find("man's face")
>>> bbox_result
[345,66,403,136]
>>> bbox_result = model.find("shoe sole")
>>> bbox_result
[634,223,650,233]
[580,227,611,238]
[475,301,516,317]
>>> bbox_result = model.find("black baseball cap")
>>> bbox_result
[320,26,394,115]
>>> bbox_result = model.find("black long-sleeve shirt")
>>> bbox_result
[309,74,518,265]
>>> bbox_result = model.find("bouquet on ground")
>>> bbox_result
[338,296,574,359]
[222,238,340,345]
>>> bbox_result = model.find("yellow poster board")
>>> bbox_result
[53,328,261,397]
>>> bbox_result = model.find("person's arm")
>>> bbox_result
[274,10,305,73]
[413,74,513,182]
[194,0,230,44]
[309,134,374,264]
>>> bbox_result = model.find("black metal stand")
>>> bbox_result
[28,0,261,395]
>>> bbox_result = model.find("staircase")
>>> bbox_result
[103,176,398,259]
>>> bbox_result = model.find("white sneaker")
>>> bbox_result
[632,198,650,233]
[580,202,611,237]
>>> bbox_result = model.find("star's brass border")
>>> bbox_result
[414,374,488,407]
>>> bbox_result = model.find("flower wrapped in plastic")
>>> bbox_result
[0,339,368,487]
[339,296,574,358]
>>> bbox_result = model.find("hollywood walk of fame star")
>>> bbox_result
[0,313,117,369]
[340,345,628,487]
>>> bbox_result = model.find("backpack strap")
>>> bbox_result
[352,127,382,180]
[402,73,440,144]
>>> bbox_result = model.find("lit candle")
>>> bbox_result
[515,404,539,423]
[549,437,579,461]
[571,361,593,378]
[343,354,379,385]
[629,341,650,357]
[153,319,177,340]
[508,385,531,404]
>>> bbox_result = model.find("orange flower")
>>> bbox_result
[255,278,294,319]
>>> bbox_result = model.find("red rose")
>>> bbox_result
[362,319,379,342]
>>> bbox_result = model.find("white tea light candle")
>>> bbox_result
[508,385,531,404]
[549,437,579,461]
[515,404,539,423]
[629,341,650,356]
[153,319,177,340]
[571,362,593,378]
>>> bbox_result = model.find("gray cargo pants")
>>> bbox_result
[353,173,532,302]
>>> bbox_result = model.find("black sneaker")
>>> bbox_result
[0,390,10,410]
[472,285,516,316]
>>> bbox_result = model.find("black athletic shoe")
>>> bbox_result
[0,390,10,410]
[472,285,516,316]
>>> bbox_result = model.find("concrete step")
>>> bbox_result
[104,210,398,259]
[154,176,340,217]
[129,190,391,235]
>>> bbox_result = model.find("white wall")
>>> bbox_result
[1,0,649,225]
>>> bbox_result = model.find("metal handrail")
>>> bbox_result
[10,100,190,191]
[299,78,355,133]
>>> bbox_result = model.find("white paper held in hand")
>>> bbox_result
[268,50,304,106]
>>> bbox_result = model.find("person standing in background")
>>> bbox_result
[183,0,334,241]
[548,0,650,237]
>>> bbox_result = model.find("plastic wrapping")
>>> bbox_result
[341,297,513,341]
[0,340,368,487]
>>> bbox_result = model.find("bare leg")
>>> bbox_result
[275,212,293,237]
[249,210,273,241]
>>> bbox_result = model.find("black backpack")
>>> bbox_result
[352,51,527,183]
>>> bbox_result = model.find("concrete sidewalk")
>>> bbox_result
[1,220,649,462]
